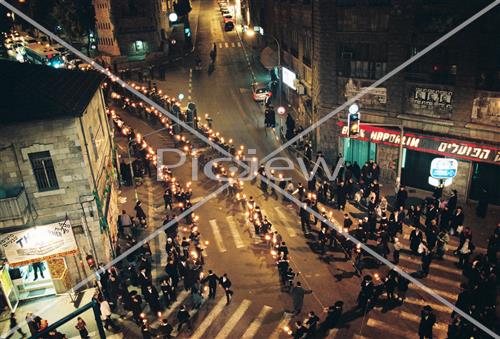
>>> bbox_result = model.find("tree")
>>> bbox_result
[52,0,94,42]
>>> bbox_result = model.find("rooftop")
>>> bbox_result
[0,60,105,124]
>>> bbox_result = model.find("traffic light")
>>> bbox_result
[86,254,96,269]
[347,105,360,138]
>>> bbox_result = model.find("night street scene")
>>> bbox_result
[0,0,498,338]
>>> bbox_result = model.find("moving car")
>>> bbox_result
[252,82,273,101]
[224,21,234,31]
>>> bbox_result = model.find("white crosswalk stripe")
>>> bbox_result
[237,42,241,47]
[216,299,252,338]
[397,310,448,333]
[226,216,245,248]
[231,42,235,47]
[326,328,339,338]
[405,297,452,314]
[161,290,190,320]
[365,318,412,337]
[219,43,223,48]
[190,297,227,339]
[209,219,227,253]
[225,42,229,48]
[241,305,272,338]
[399,254,459,275]
[270,313,293,339]
[274,206,297,237]
[408,284,457,301]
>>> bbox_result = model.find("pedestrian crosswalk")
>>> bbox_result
[209,219,227,253]
[274,206,297,238]
[226,216,245,248]
[241,305,272,338]
[216,299,252,338]
[218,41,242,49]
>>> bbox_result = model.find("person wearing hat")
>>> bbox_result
[323,301,344,329]
[418,305,436,339]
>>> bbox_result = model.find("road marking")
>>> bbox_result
[405,297,452,314]
[366,318,412,337]
[237,42,241,47]
[209,219,227,253]
[408,284,457,301]
[399,254,459,275]
[190,297,227,339]
[231,42,235,47]
[397,310,448,332]
[161,290,190,319]
[270,313,293,339]
[159,230,167,268]
[241,305,272,338]
[190,196,203,204]
[216,299,252,338]
[226,216,245,248]
[274,207,297,237]
[225,42,229,48]
[219,43,223,49]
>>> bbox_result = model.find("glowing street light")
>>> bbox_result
[168,12,178,22]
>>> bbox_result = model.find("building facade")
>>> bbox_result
[93,0,170,67]
[0,61,120,310]
[248,0,500,203]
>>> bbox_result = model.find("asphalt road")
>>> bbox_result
[112,1,483,338]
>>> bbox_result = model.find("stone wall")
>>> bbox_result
[0,90,117,287]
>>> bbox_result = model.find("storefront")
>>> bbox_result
[338,122,500,202]
[0,220,78,309]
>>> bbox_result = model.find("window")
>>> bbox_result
[291,29,299,58]
[29,151,59,191]
[337,43,388,79]
[337,8,389,32]
[89,127,99,160]
[303,33,312,66]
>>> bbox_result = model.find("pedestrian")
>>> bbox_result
[418,305,436,339]
[304,311,320,334]
[395,186,408,210]
[9,312,27,337]
[99,298,119,331]
[144,285,162,314]
[202,270,219,299]
[420,249,433,278]
[357,275,374,312]
[176,305,191,332]
[397,275,409,302]
[300,203,311,235]
[476,186,488,218]
[323,301,343,330]
[141,319,152,339]
[135,200,147,226]
[74,317,88,339]
[289,281,312,315]
[119,210,133,236]
[158,319,173,338]
[219,273,234,304]
[393,237,402,264]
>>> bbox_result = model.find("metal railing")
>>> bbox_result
[0,186,29,223]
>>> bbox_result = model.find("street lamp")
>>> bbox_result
[245,28,282,107]
[168,12,178,23]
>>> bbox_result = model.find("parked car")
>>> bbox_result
[252,82,273,101]
[223,15,234,23]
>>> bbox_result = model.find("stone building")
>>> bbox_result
[93,0,170,68]
[0,60,119,309]
[249,0,500,203]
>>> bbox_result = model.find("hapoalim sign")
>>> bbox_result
[0,219,78,267]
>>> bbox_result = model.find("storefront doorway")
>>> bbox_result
[469,162,500,205]
[9,261,56,302]
[343,138,377,167]
[402,149,438,191]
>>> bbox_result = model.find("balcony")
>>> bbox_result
[0,187,31,227]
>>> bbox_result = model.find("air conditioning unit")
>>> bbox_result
[296,83,305,95]
[293,78,301,89]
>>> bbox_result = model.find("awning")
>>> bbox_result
[259,46,279,70]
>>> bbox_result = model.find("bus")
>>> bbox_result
[23,43,64,68]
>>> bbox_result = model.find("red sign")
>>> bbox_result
[338,122,500,165]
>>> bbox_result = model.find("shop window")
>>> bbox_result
[469,162,500,205]
[343,139,377,167]
[29,151,59,192]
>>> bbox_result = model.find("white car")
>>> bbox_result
[252,82,273,102]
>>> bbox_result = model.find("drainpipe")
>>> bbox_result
[78,117,115,259]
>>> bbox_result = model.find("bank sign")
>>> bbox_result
[0,220,78,267]
[430,158,458,179]
[338,122,500,165]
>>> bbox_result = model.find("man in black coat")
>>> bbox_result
[300,203,311,235]
[202,270,219,299]
[418,305,436,339]
[395,186,408,210]
[219,273,234,304]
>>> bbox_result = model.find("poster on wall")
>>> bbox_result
[408,86,453,115]
[344,78,387,110]
[0,219,78,267]
[471,95,500,126]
